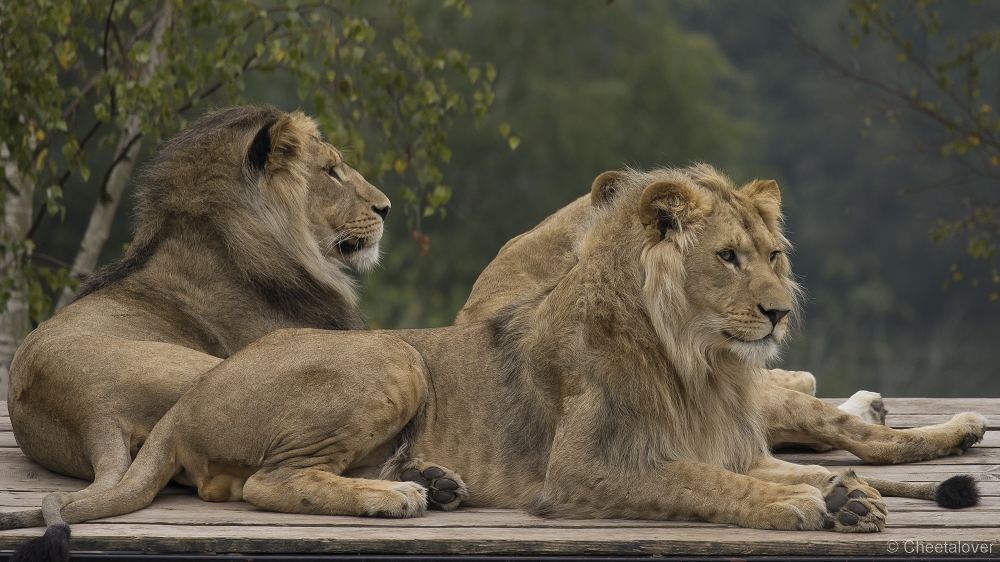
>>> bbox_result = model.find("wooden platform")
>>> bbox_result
[2,398,999,559]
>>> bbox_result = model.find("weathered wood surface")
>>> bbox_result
[2,398,999,557]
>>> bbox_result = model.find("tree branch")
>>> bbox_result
[761,10,999,153]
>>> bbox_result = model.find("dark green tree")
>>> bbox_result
[360,0,755,328]
[823,0,1000,298]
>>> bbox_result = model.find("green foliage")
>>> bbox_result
[0,0,495,321]
[842,0,1000,291]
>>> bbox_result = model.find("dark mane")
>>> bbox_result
[72,106,284,302]
[74,236,160,300]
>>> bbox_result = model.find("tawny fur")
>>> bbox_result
[3,106,391,531]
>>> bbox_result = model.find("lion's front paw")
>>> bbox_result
[757,485,829,531]
[401,463,468,511]
[822,470,886,533]
[837,391,887,425]
[948,412,988,455]
[365,482,427,518]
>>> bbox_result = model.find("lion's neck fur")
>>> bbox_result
[126,221,362,354]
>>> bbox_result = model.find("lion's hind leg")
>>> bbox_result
[765,385,988,463]
[242,466,427,517]
[767,369,817,395]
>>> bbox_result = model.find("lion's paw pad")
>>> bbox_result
[401,465,467,511]
[823,473,886,533]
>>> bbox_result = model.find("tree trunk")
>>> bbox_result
[0,145,36,398]
[54,4,172,312]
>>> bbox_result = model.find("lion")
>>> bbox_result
[11,166,985,554]
[457,167,989,466]
[3,106,403,532]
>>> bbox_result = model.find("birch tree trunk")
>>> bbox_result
[0,145,35,398]
[54,5,172,312]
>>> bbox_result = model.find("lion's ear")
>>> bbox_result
[246,120,275,173]
[590,171,627,205]
[742,179,782,230]
[638,181,711,240]
[246,111,317,174]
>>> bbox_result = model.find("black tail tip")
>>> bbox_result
[935,474,980,509]
[10,523,70,562]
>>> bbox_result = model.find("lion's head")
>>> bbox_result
[580,165,800,379]
[242,111,390,273]
[79,106,389,307]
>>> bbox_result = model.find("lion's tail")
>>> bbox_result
[9,432,177,562]
[866,475,979,509]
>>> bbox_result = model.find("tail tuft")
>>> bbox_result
[10,523,70,562]
[935,475,979,509]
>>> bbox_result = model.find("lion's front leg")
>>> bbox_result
[540,456,837,531]
[747,456,886,533]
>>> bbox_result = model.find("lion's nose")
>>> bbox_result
[759,305,789,327]
[372,204,390,220]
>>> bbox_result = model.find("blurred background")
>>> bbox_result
[14,0,1000,397]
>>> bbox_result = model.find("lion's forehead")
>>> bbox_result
[302,135,343,164]
[709,201,779,254]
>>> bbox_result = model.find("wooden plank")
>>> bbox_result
[847,465,1000,482]
[0,487,191,507]
[0,450,88,494]
[3,523,1000,556]
[775,445,1000,466]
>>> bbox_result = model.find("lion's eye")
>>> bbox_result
[718,250,738,265]
[770,250,780,263]
[327,165,341,181]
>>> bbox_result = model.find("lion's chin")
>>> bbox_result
[342,242,381,272]
[725,333,780,366]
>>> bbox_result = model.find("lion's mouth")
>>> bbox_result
[336,238,366,255]
[724,331,774,345]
